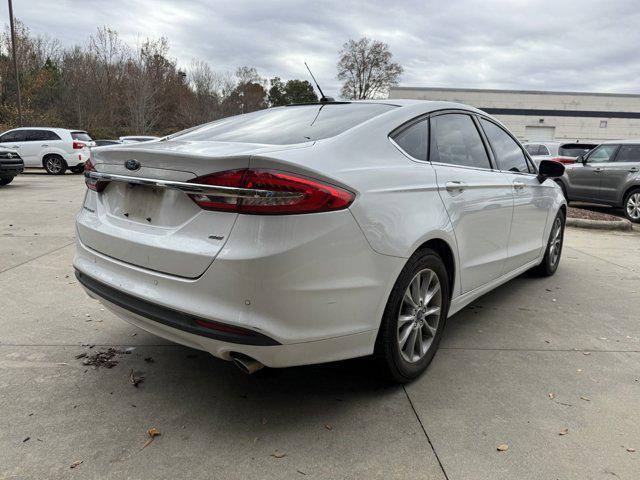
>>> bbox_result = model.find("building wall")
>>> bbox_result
[388,87,640,143]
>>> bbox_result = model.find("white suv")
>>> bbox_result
[0,127,95,174]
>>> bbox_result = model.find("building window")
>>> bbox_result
[600,120,608,128]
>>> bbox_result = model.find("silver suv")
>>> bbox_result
[558,140,640,222]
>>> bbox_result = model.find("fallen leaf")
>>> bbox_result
[548,392,555,399]
[496,443,509,452]
[70,460,83,469]
[23,437,30,443]
[579,396,591,402]
[142,428,161,449]
[144,357,154,363]
[324,424,333,431]
[129,369,144,388]
[577,369,583,373]
[583,352,591,356]
[627,447,636,453]
[559,428,569,436]
[271,450,286,458]
[75,353,87,359]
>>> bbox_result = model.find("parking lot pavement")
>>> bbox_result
[1,173,639,479]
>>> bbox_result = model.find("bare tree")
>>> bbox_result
[337,37,403,99]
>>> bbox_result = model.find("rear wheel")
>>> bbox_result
[624,189,640,223]
[43,155,67,175]
[0,176,14,185]
[70,165,85,174]
[532,211,565,276]
[375,248,450,383]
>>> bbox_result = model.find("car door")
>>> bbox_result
[430,112,514,293]
[598,144,640,205]
[18,130,49,167]
[0,130,28,162]
[566,144,619,201]
[479,117,552,271]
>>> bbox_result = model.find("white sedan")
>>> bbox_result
[74,100,566,382]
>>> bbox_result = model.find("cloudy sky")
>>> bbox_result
[2,0,639,97]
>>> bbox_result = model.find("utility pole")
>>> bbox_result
[8,0,23,126]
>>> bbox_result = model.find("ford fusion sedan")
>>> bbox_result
[557,140,640,222]
[74,100,566,382]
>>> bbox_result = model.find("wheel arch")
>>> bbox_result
[622,184,640,206]
[41,152,66,168]
[412,237,456,300]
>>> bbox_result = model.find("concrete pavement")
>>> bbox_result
[1,173,638,479]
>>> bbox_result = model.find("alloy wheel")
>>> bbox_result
[397,268,442,363]
[46,157,63,174]
[549,217,563,267]
[627,193,640,221]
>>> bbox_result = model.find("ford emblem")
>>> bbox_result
[125,159,141,171]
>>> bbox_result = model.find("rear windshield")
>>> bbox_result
[174,103,396,145]
[71,131,93,142]
[559,144,596,157]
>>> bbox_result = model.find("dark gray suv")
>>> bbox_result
[558,141,640,222]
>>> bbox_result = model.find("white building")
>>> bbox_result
[389,87,640,143]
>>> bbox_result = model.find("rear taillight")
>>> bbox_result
[84,158,109,193]
[73,141,86,150]
[188,169,355,215]
[551,157,575,165]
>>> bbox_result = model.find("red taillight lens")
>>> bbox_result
[551,157,575,165]
[73,141,86,150]
[188,169,355,215]
[84,158,108,193]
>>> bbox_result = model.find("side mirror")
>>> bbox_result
[537,160,565,183]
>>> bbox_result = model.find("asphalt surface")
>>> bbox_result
[1,173,639,480]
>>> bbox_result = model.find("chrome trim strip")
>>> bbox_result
[85,171,302,199]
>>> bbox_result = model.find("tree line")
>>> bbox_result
[0,21,403,138]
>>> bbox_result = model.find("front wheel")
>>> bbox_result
[375,248,450,383]
[43,156,67,175]
[532,211,565,276]
[0,176,14,186]
[624,190,640,223]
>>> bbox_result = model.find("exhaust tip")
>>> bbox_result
[230,353,264,374]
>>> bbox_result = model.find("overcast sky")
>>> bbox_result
[2,0,639,97]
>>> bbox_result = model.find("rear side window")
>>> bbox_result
[0,130,25,142]
[558,144,596,157]
[392,119,428,161]
[615,145,640,163]
[524,144,540,155]
[431,114,491,169]
[175,103,396,145]
[481,118,531,173]
[71,131,92,142]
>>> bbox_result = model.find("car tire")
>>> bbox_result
[623,189,640,223]
[0,176,14,185]
[43,155,67,175]
[375,248,450,383]
[69,165,85,174]
[532,210,565,277]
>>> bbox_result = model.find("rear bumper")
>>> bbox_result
[74,209,404,367]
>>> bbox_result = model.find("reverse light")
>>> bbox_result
[188,169,355,215]
[84,157,109,192]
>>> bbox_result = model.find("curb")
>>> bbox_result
[566,217,632,231]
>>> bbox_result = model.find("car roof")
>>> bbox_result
[8,127,86,133]
[598,139,640,145]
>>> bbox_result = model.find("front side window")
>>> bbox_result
[586,144,618,163]
[539,145,550,155]
[0,130,25,142]
[392,119,428,160]
[431,114,491,169]
[481,118,531,173]
[614,145,640,163]
[174,103,396,145]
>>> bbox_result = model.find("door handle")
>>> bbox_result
[445,181,467,193]
[628,167,639,173]
[513,181,526,191]
[41,144,49,147]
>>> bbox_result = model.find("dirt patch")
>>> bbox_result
[77,348,130,368]
[567,206,622,222]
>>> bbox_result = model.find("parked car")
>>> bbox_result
[557,140,640,222]
[118,136,160,143]
[74,101,566,382]
[94,139,122,147]
[524,141,597,166]
[0,128,95,174]
[0,149,23,185]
